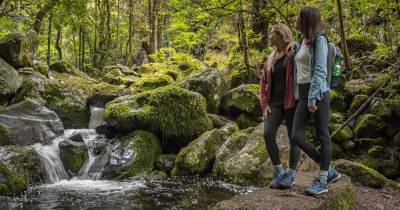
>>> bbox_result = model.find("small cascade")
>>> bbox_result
[32,136,69,183]
[88,106,105,129]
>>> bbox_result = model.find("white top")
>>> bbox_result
[295,41,311,84]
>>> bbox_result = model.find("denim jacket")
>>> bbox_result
[293,35,330,107]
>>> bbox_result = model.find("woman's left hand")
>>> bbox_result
[308,105,318,112]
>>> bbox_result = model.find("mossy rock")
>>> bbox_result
[234,113,259,129]
[0,162,27,196]
[353,114,385,137]
[0,123,12,145]
[155,154,176,173]
[368,98,391,118]
[330,123,353,142]
[330,89,346,112]
[344,80,373,96]
[0,58,22,98]
[335,159,387,188]
[130,73,174,93]
[49,60,76,73]
[32,60,49,77]
[348,94,369,115]
[332,143,344,159]
[219,121,240,136]
[208,113,231,129]
[138,62,171,75]
[341,140,355,151]
[102,130,161,179]
[59,140,88,176]
[387,97,400,117]
[179,68,230,114]
[175,129,229,175]
[100,69,125,85]
[221,84,262,118]
[330,112,345,124]
[362,158,400,179]
[105,85,212,150]
[354,137,385,149]
[0,32,33,68]
[342,34,377,55]
[367,146,384,158]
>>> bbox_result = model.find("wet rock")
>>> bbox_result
[69,132,84,143]
[87,94,119,109]
[0,32,33,68]
[215,172,356,210]
[0,162,27,195]
[102,130,161,179]
[0,99,64,146]
[179,68,230,114]
[155,154,176,173]
[335,159,388,188]
[353,114,385,137]
[221,84,261,118]
[0,58,22,104]
[59,139,88,176]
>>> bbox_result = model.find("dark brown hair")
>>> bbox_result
[298,6,323,40]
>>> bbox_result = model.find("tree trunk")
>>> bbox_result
[55,25,63,60]
[336,0,350,70]
[33,1,58,33]
[116,0,120,58]
[47,12,53,65]
[237,3,250,71]
[106,0,111,48]
[251,0,269,50]
[73,31,78,67]
[128,0,133,66]
[156,0,164,50]
[150,0,159,53]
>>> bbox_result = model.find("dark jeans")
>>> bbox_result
[291,84,332,171]
[264,105,300,170]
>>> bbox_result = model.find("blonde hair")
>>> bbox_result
[271,24,293,44]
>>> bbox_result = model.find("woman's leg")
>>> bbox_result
[285,107,301,170]
[264,106,285,166]
[314,92,332,171]
[291,99,322,164]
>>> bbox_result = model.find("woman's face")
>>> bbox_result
[268,29,283,47]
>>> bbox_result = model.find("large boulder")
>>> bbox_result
[129,73,173,93]
[104,85,212,152]
[0,162,27,195]
[0,32,32,68]
[102,130,161,179]
[0,58,22,104]
[335,159,388,188]
[49,60,76,73]
[330,123,353,142]
[353,114,385,137]
[215,172,356,210]
[174,123,238,175]
[0,99,64,146]
[32,60,49,77]
[180,68,230,114]
[59,139,88,177]
[212,123,317,186]
[342,34,377,55]
[221,84,261,118]
[363,158,400,179]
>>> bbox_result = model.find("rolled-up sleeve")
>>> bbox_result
[308,36,328,107]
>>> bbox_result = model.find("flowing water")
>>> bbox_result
[6,105,253,210]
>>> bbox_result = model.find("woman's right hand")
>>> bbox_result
[263,106,272,121]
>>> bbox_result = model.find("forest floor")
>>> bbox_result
[356,183,400,210]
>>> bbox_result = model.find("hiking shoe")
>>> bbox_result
[270,167,285,189]
[305,177,328,195]
[327,167,341,186]
[278,169,295,188]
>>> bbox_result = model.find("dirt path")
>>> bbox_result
[356,183,400,210]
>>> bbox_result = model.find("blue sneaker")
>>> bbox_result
[278,169,296,188]
[327,167,341,186]
[305,177,328,195]
[270,167,285,189]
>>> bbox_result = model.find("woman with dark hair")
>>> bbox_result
[278,6,341,195]
[260,24,300,189]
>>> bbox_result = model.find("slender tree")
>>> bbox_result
[336,0,350,70]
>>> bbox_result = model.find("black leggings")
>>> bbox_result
[291,84,332,171]
[264,105,300,170]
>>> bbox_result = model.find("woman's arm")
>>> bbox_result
[308,35,328,107]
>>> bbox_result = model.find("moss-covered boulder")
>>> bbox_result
[155,154,176,174]
[175,128,232,176]
[221,84,261,118]
[0,162,27,195]
[348,94,369,114]
[130,73,174,93]
[0,99,64,146]
[105,85,212,151]
[362,158,400,179]
[368,98,391,118]
[344,79,373,96]
[208,114,231,129]
[59,139,88,177]
[32,60,49,77]
[180,68,230,114]
[330,89,346,112]
[335,159,388,188]
[330,112,345,124]
[0,32,32,68]
[49,60,76,73]
[0,58,22,104]
[353,114,385,137]
[102,130,161,179]
[342,34,377,55]
[330,123,353,142]
[234,113,259,129]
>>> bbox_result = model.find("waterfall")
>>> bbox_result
[32,106,108,183]
[88,106,105,129]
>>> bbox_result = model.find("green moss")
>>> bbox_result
[49,60,76,73]
[0,123,12,146]
[344,34,377,55]
[331,112,345,124]
[368,99,391,118]
[100,69,124,85]
[0,162,27,195]
[116,130,161,179]
[335,159,387,188]
[348,94,369,114]
[130,73,174,92]
[362,158,400,179]
[59,141,88,175]
[316,180,356,210]
[105,85,212,141]
[175,129,228,175]
[330,89,346,112]
[344,80,373,96]
[330,123,353,142]
[33,63,49,77]
[221,84,262,117]
[353,114,385,137]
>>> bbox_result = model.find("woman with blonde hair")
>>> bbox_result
[260,24,300,189]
